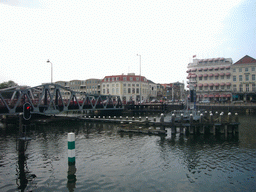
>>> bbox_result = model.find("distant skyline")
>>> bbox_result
[0,0,255,87]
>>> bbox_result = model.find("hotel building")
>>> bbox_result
[187,57,233,102]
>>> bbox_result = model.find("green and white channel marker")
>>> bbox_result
[68,133,75,165]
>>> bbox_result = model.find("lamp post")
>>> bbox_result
[47,60,53,84]
[137,54,142,104]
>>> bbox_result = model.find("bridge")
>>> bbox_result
[0,83,123,116]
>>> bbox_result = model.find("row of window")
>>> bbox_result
[233,74,256,81]
[198,85,231,91]
[233,67,255,72]
[102,88,157,95]
[233,84,256,92]
[104,77,147,82]
[198,76,230,81]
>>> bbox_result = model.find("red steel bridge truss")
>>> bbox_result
[0,84,123,115]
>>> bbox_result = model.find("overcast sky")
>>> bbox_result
[0,0,255,87]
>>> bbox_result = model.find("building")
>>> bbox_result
[101,73,157,103]
[187,57,233,102]
[231,55,256,101]
[159,82,185,101]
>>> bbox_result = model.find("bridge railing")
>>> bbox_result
[0,84,123,115]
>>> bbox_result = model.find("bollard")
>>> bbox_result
[120,116,122,120]
[220,113,223,123]
[154,117,156,122]
[227,112,232,123]
[160,113,164,123]
[126,116,129,120]
[200,113,203,123]
[68,133,75,165]
[210,113,213,123]
[171,114,175,123]
[109,116,111,119]
[98,116,101,119]
[114,116,116,119]
[103,116,105,119]
[180,113,184,123]
[89,116,91,119]
[189,114,193,124]
[139,116,142,121]
[94,116,96,119]
[132,116,135,121]
[235,113,239,123]
[146,116,148,121]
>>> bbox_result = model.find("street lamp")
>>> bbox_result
[47,60,53,84]
[137,54,142,103]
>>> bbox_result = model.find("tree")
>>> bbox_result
[0,80,18,89]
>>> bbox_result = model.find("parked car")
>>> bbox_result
[250,100,256,103]
[150,99,159,103]
[199,100,210,104]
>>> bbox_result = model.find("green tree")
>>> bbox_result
[0,80,18,89]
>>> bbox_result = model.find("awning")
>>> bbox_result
[220,94,227,97]
[215,83,219,86]
[220,73,225,76]
[191,75,197,78]
[204,94,208,97]
[198,74,203,77]
[209,94,214,98]
[220,66,225,70]
[209,73,214,77]
[226,94,231,97]
[215,73,219,76]
[209,67,214,70]
[198,83,203,87]
[187,69,191,72]
[226,82,231,86]
[209,83,214,86]
[186,76,191,79]
[191,68,197,72]
[198,68,203,71]
[220,83,225,86]
[214,95,220,97]
[215,67,219,70]
[203,68,208,71]
[203,83,208,87]
[226,66,230,69]
[226,72,231,76]
[203,74,208,77]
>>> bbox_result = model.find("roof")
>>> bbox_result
[233,55,256,65]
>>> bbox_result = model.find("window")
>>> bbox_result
[252,83,256,91]
[209,76,213,80]
[233,85,237,92]
[136,77,139,81]
[215,76,219,80]
[221,85,224,90]
[123,88,126,94]
[246,84,249,92]
[116,77,119,81]
[227,85,230,89]
[130,77,133,81]
[239,75,242,81]
[123,77,127,81]
[136,88,139,94]
[233,76,236,81]
[124,83,126,87]
[112,88,115,94]
[221,76,224,80]
[252,74,255,81]
[245,74,249,81]
[199,86,202,90]
[132,88,135,94]
[227,76,230,80]
[136,84,139,87]
[239,68,242,72]
[199,77,202,80]
[128,84,131,87]
[239,84,243,92]
[233,68,236,72]
[216,86,219,90]
[116,88,119,94]
[128,88,131,93]
[245,67,248,72]
[204,76,208,80]
[103,89,105,94]
[204,87,208,90]
[252,67,255,71]
[210,86,213,90]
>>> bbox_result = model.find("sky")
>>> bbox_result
[0,0,255,87]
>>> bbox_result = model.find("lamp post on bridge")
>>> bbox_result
[137,54,142,104]
[47,60,53,84]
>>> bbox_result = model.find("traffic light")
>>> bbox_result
[23,103,32,120]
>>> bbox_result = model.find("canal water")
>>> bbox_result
[0,113,256,192]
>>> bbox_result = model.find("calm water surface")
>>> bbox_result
[0,113,256,192]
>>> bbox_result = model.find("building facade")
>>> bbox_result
[231,55,256,101]
[187,57,233,102]
[101,73,157,103]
